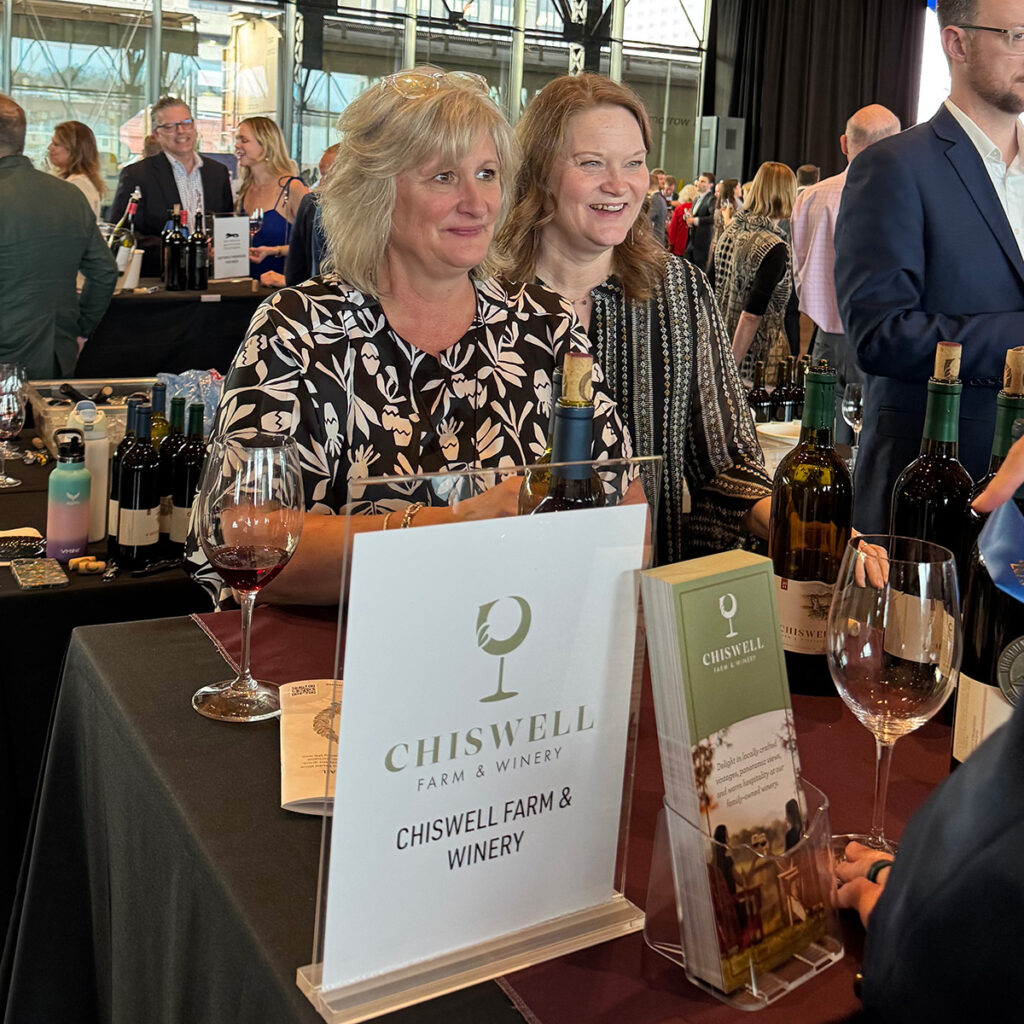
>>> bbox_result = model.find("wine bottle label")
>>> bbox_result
[118,506,159,546]
[881,593,956,680]
[951,671,1012,764]
[996,635,1024,707]
[158,495,173,534]
[774,576,832,654]
[108,497,119,536]
[170,503,190,544]
[116,246,132,271]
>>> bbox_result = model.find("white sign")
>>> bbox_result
[322,505,647,990]
[212,214,250,279]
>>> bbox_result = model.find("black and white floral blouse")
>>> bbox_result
[209,273,633,514]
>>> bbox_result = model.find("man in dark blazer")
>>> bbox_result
[683,171,716,271]
[109,97,234,277]
[835,0,1024,534]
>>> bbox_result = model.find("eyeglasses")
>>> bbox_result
[957,24,1024,53]
[155,118,195,133]
[380,70,488,98]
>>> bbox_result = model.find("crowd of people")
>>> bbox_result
[2,0,1024,1016]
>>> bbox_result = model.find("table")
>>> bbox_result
[78,278,273,378]
[0,438,211,930]
[1,606,951,1024]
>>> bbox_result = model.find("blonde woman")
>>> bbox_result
[48,121,104,221]
[190,68,632,604]
[713,161,797,380]
[235,116,309,279]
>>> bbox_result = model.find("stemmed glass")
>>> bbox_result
[827,535,961,852]
[192,434,304,722]
[0,364,27,454]
[841,383,863,468]
[0,388,25,488]
[248,207,264,241]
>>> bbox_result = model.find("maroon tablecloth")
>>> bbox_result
[193,607,950,1024]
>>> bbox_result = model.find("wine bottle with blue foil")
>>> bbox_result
[769,365,853,694]
[163,206,186,291]
[170,403,208,558]
[889,342,973,571]
[518,368,562,515]
[108,396,144,561]
[533,353,605,514]
[952,416,1024,768]
[150,382,170,447]
[117,405,160,570]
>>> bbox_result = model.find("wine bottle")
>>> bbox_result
[150,382,170,447]
[951,418,1024,768]
[747,360,772,423]
[518,369,562,515]
[792,356,808,420]
[163,206,186,291]
[169,403,208,558]
[108,397,144,560]
[117,405,160,570]
[769,366,853,694]
[533,353,605,514]
[179,208,190,239]
[110,189,140,273]
[158,396,187,554]
[186,211,209,291]
[771,359,794,422]
[889,342,974,570]
[962,346,1024,567]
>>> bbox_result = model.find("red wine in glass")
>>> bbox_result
[208,544,291,593]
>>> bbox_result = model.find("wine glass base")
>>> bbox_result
[832,832,898,861]
[0,475,22,488]
[192,679,280,722]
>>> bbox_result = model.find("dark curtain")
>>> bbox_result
[707,0,927,180]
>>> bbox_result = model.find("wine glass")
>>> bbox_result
[827,534,961,853]
[0,364,27,454]
[192,434,304,722]
[0,388,25,488]
[841,383,864,468]
[248,207,264,241]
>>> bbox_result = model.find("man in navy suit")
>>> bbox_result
[835,0,1024,534]
[109,97,234,277]
[683,171,716,271]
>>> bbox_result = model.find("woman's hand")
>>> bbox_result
[450,475,523,522]
[260,271,285,289]
[834,840,894,927]
[973,433,1024,512]
[249,245,282,264]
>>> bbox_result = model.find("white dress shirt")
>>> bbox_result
[945,98,1024,263]
[790,169,846,334]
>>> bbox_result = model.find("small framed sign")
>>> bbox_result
[211,214,250,280]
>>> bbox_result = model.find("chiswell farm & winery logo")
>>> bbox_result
[476,596,532,703]
[718,592,739,638]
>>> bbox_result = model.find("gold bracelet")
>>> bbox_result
[401,502,426,529]
[381,511,394,531]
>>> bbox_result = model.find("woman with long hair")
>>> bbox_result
[234,115,309,280]
[48,121,104,221]
[713,161,797,382]
[498,74,771,563]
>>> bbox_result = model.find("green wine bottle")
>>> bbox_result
[769,365,853,692]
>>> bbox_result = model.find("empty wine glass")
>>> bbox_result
[842,382,864,468]
[827,535,961,853]
[0,364,27,455]
[192,433,304,722]
[0,389,24,488]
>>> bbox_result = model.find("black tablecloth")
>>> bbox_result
[0,443,210,930]
[0,616,523,1024]
[78,278,272,377]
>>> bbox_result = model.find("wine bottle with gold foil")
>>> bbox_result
[769,365,853,693]
[889,342,973,570]
[518,368,562,515]
[533,353,605,514]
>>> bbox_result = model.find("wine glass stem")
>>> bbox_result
[234,591,258,693]
[870,737,897,849]
[0,443,6,481]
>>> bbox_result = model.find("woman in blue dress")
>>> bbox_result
[235,116,308,283]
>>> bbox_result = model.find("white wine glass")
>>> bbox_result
[192,433,304,722]
[841,382,863,468]
[827,534,961,852]
[0,388,25,488]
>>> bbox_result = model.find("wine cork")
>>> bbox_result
[933,342,961,382]
[560,352,594,406]
[1004,347,1024,395]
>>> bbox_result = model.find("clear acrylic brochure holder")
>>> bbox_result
[297,455,662,1024]
[644,776,843,1009]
